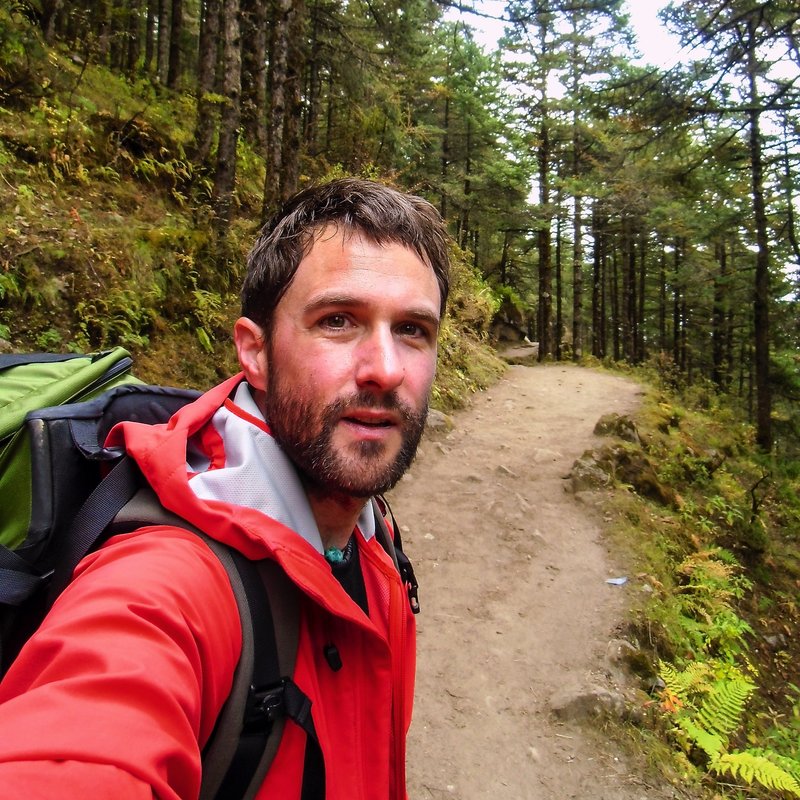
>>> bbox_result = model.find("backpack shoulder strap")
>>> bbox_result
[115,487,324,800]
[371,496,420,615]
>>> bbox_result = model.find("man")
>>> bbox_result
[0,178,450,799]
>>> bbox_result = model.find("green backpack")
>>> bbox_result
[0,348,138,553]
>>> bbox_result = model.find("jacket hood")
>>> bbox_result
[105,374,380,618]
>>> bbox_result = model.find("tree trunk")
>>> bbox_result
[213,0,242,233]
[746,20,772,451]
[240,0,268,151]
[144,0,157,74]
[610,244,620,362]
[126,0,143,75]
[324,67,335,154]
[537,116,552,362]
[95,0,112,63]
[280,0,305,203]
[712,239,728,389]
[263,0,291,220]
[440,93,450,220]
[156,0,170,84]
[637,231,646,362]
[40,0,64,44]
[672,238,682,368]
[166,0,183,89]
[304,0,322,154]
[109,0,126,70]
[621,216,635,363]
[555,194,563,361]
[569,17,583,362]
[460,118,473,250]
[591,200,604,358]
[658,241,667,352]
[572,195,583,361]
[195,0,221,164]
[500,230,510,285]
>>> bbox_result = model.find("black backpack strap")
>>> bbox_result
[0,353,92,370]
[202,553,324,800]
[0,546,45,605]
[372,496,420,615]
[45,455,142,607]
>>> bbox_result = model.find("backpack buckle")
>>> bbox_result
[244,680,287,732]
[397,551,420,614]
[244,677,314,734]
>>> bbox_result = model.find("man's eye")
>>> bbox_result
[398,322,427,339]
[321,314,348,329]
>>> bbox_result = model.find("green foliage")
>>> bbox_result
[655,548,753,662]
[431,243,505,410]
[712,751,800,797]
[187,273,227,355]
[659,661,800,797]
[613,379,800,797]
[0,3,45,93]
[34,327,62,350]
[0,271,19,302]
[75,287,157,350]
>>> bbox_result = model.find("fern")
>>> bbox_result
[679,716,724,760]
[694,675,754,742]
[660,661,754,759]
[659,661,800,796]
[748,749,800,785]
[712,751,800,797]
[660,660,715,697]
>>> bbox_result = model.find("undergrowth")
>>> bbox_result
[0,13,501,404]
[601,361,800,798]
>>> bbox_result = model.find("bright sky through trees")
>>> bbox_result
[446,1,684,67]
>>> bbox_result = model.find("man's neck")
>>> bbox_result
[305,488,366,552]
[245,384,366,552]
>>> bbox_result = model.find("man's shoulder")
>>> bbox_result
[74,526,240,619]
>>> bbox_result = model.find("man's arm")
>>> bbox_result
[0,527,241,800]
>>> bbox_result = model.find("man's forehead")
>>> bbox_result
[288,229,440,311]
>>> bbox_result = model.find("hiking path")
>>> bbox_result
[389,360,689,800]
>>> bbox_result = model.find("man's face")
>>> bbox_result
[263,226,441,498]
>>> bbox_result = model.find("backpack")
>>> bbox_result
[0,348,419,799]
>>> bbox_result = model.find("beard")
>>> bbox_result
[264,376,428,498]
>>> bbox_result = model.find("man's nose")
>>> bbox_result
[355,327,405,392]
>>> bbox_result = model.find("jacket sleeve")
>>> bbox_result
[0,527,242,800]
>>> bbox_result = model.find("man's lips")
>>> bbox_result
[340,409,400,429]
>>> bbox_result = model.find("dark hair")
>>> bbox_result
[242,179,451,333]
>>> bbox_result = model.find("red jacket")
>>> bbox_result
[0,374,416,800]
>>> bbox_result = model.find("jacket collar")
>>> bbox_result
[186,380,376,554]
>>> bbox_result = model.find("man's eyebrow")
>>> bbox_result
[303,294,440,327]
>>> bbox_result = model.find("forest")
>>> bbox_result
[1,0,799,454]
[0,0,800,451]
[1,1,800,797]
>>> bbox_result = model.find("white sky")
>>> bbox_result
[445,1,684,68]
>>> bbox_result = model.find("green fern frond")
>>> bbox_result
[660,660,715,697]
[748,749,800,784]
[679,717,724,759]
[696,676,754,740]
[712,751,800,797]
[660,661,683,696]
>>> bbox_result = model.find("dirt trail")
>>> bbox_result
[389,361,682,800]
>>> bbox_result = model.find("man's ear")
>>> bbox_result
[234,317,268,391]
